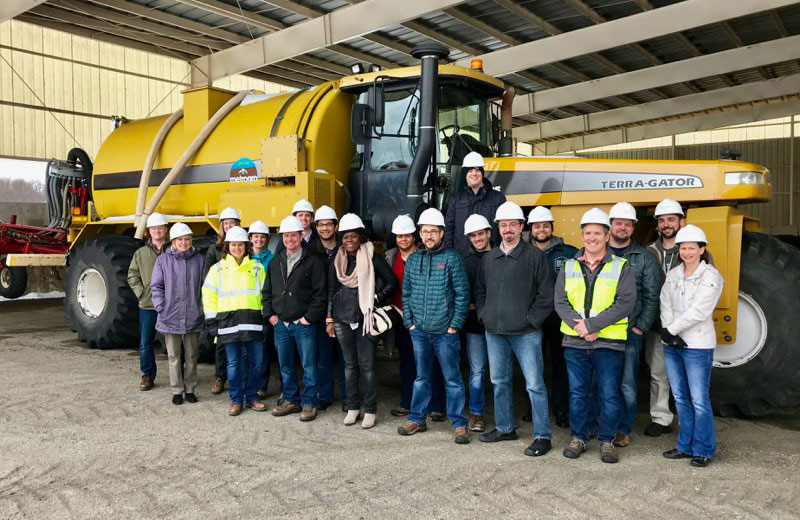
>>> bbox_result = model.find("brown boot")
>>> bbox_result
[228,404,243,416]
[454,427,470,444]
[139,376,154,391]
[613,432,630,448]
[468,415,485,432]
[299,406,318,422]
[211,378,225,395]
[247,400,268,412]
[272,400,302,416]
[397,421,427,436]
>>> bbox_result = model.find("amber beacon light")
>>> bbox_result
[470,59,483,72]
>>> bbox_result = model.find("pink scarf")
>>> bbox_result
[334,241,376,335]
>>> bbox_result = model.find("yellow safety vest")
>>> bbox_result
[202,255,264,336]
[560,255,628,341]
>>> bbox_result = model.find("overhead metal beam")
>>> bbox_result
[189,0,463,85]
[0,0,47,23]
[456,0,798,77]
[514,73,800,141]
[512,35,800,115]
[535,96,800,154]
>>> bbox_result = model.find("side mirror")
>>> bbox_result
[367,85,385,127]
[351,104,372,145]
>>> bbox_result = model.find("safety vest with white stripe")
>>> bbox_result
[201,254,264,342]
[559,255,628,341]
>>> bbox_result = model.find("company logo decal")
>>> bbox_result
[230,158,259,183]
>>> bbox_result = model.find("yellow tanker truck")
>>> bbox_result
[5,43,798,417]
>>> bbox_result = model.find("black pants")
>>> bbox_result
[214,337,227,381]
[334,321,377,414]
[544,320,569,418]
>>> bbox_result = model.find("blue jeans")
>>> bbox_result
[316,323,346,403]
[408,329,467,429]
[663,346,716,458]
[465,333,489,416]
[224,340,264,405]
[396,327,444,412]
[138,309,158,380]
[564,347,624,443]
[486,331,552,440]
[274,321,319,407]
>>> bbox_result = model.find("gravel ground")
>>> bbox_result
[1,298,799,520]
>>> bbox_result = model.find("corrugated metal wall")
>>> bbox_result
[0,20,291,162]
[581,137,800,234]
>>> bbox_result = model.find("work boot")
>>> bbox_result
[228,404,243,416]
[479,428,518,443]
[139,376,154,391]
[299,406,318,422]
[600,442,619,464]
[454,428,470,445]
[246,400,268,412]
[644,422,670,437]
[397,421,427,436]
[272,400,302,416]
[468,415,485,432]
[184,393,198,404]
[524,438,552,457]
[613,432,630,448]
[211,378,225,395]
[663,448,692,460]
[562,438,587,459]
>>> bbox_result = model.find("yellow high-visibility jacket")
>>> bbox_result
[202,254,264,344]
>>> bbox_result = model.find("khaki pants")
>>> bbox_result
[645,331,674,427]
[165,332,199,395]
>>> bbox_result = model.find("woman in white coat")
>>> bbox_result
[659,224,723,468]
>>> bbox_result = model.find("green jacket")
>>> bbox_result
[127,241,163,309]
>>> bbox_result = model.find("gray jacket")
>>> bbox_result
[616,241,661,333]
[554,249,636,351]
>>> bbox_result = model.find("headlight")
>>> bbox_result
[725,172,765,185]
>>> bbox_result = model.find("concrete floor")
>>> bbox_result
[1,298,799,519]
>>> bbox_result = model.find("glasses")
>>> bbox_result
[419,229,441,236]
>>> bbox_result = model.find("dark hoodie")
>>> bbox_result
[444,178,506,255]
[463,247,489,334]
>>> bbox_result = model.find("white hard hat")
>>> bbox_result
[292,199,314,215]
[494,201,525,222]
[654,198,684,217]
[224,226,249,242]
[391,215,416,235]
[314,205,338,222]
[527,206,554,224]
[338,213,366,233]
[609,202,638,222]
[463,214,491,235]
[462,151,485,169]
[169,222,192,241]
[248,220,269,235]
[146,212,168,228]
[219,207,241,221]
[417,208,445,227]
[675,224,708,244]
[580,208,611,228]
[279,215,304,233]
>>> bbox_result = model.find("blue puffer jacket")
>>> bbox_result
[402,243,470,334]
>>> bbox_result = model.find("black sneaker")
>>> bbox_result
[663,448,692,460]
[644,422,671,437]
[690,456,711,468]
[524,438,552,457]
[478,428,518,443]
[172,394,183,405]
[430,412,445,422]
[185,393,198,403]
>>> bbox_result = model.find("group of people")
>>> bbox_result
[127,151,723,468]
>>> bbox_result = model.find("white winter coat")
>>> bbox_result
[660,261,724,349]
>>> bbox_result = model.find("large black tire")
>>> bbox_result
[64,237,139,349]
[0,260,27,299]
[711,232,800,416]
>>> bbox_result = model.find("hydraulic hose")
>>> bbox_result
[499,87,516,157]
[134,108,184,230]
[135,90,250,239]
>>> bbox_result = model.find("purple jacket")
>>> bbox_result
[151,246,206,335]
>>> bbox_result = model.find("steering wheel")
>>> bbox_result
[439,124,458,142]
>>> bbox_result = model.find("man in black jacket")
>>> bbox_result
[461,214,494,433]
[445,152,506,255]
[262,215,327,422]
[474,201,554,457]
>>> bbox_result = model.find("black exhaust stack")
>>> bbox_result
[404,42,449,212]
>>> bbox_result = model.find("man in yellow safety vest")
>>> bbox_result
[554,208,636,464]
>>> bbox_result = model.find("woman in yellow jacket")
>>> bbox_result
[202,226,266,416]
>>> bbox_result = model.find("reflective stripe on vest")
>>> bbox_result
[201,257,264,314]
[560,255,628,341]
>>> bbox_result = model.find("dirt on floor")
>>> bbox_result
[1,298,799,520]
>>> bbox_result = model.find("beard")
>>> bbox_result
[532,233,551,243]
[660,226,678,239]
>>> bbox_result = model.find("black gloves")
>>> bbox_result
[205,319,218,338]
[660,327,687,348]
